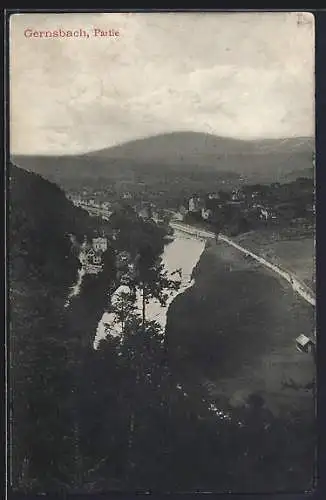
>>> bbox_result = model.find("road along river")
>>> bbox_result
[170,222,316,309]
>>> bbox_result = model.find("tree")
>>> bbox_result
[107,204,181,330]
[134,245,181,330]
[90,205,182,487]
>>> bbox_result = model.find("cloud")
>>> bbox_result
[10,12,314,154]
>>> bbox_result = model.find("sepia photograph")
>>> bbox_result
[8,11,316,494]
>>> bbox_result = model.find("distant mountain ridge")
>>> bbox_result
[88,132,314,161]
[11,132,314,186]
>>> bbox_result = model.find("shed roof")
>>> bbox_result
[296,334,313,346]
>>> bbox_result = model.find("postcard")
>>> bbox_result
[8,11,316,494]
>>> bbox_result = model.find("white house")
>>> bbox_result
[83,248,103,274]
[92,237,108,253]
[189,197,203,213]
[188,197,196,212]
[258,206,277,221]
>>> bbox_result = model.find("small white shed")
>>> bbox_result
[296,334,315,354]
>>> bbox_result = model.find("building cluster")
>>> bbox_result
[68,193,112,213]
[68,174,313,245]
[80,236,108,274]
[79,235,137,283]
[178,188,281,225]
[136,202,166,223]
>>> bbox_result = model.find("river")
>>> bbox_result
[93,232,206,349]
[66,223,314,415]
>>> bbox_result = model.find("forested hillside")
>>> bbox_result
[8,163,107,491]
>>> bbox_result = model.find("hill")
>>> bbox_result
[11,132,314,188]
[89,132,314,162]
[8,162,99,490]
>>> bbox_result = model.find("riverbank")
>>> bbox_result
[93,233,206,347]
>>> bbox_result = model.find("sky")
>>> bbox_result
[10,12,315,155]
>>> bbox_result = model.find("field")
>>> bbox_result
[166,238,315,416]
[234,228,315,290]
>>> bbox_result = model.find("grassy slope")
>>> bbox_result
[234,229,315,290]
[166,239,315,415]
